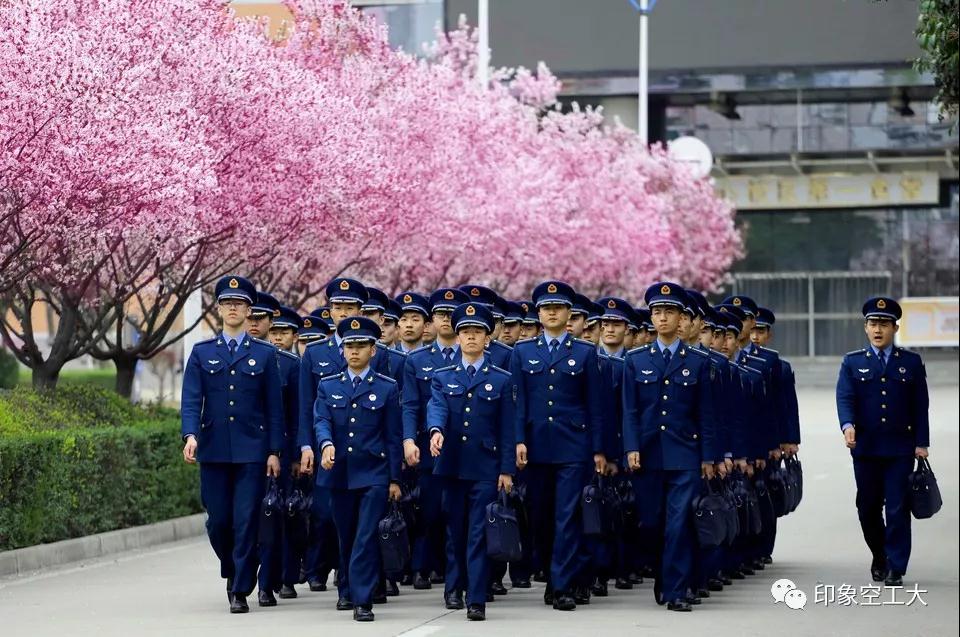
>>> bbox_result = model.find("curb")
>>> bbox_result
[0,513,206,578]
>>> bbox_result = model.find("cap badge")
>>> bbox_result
[303,318,312,328]
[321,310,330,318]
[471,288,480,297]
[732,297,742,306]
[272,309,280,317]
[339,280,350,291]
[466,305,476,316]
[229,278,239,289]
[444,291,454,301]
[660,284,671,295]
[547,283,558,294]
[350,319,361,330]
[403,294,412,304]
[607,299,617,309]
[876,299,887,309]
[521,303,529,312]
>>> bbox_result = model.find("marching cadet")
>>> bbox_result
[313,306,336,334]
[511,281,605,611]
[269,306,302,354]
[497,301,524,346]
[253,299,305,607]
[313,316,403,622]
[752,307,802,457]
[422,317,438,346]
[402,287,471,590]
[381,299,402,348]
[459,284,512,369]
[247,291,281,340]
[394,292,431,353]
[426,302,515,621]
[518,301,542,340]
[581,300,602,346]
[181,275,284,614]
[567,293,593,338]
[361,287,407,387]
[298,313,329,356]
[836,297,929,587]
[596,297,631,358]
[623,282,718,612]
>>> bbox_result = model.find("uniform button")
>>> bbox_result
[229,401,234,406]
[229,385,235,390]
[693,433,698,439]
[350,417,356,423]
[548,401,554,406]
[660,425,666,431]
[230,370,236,376]
[462,435,467,442]
[907,426,912,431]
[209,370,214,375]
[348,446,353,452]
[881,418,886,423]
[464,422,469,427]
[882,390,887,395]
[664,380,670,385]
[352,403,357,408]
[550,369,556,374]
[881,404,886,409]
[465,407,471,413]
[548,385,554,390]
[349,432,354,438]
[381,452,386,457]
[881,378,886,383]
[467,393,473,399]
[229,416,235,422]
[663,395,669,400]
[661,410,667,416]
[548,416,554,422]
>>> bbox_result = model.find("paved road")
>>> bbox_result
[2,387,957,637]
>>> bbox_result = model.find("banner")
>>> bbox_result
[896,297,959,348]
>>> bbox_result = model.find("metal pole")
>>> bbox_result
[477,0,489,87]
[901,210,910,297]
[638,0,649,144]
[807,273,816,357]
[796,88,803,152]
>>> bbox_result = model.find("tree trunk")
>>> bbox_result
[31,364,61,392]
[113,355,138,400]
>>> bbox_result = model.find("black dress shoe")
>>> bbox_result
[534,571,548,583]
[614,577,633,590]
[372,593,388,604]
[667,599,692,612]
[400,573,414,586]
[871,567,888,582]
[684,595,702,605]
[385,580,399,597]
[491,581,508,596]
[884,573,903,587]
[258,590,277,607]
[727,569,745,580]
[511,578,532,588]
[591,581,609,597]
[279,584,298,599]
[230,594,249,614]
[707,579,724,592]
[445,592,465,610]
[353,606,375,622]
[226,578,235,603]
[298,568,307,585]
[553,592,576,611]
[413,573,432,590]
[485,591,495,603]
[336,598,354,611]
[543,587,554,605]
[574,587,591,605]
[429,571,444,584]
[628,571,642,584]
[308,578,326,592]
[752,559,765,571]
[740,565,755,576]
[762,556,773,565]
[719,574,732,586]
[467,604,486,621]
[641,566,655,578]
[697,588,710,598]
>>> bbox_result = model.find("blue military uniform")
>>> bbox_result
[181,275,284,608]
[400,287,469,584]
[622,282,717,611]
[510,281,603,609]
[314,317,402,619]
[459,284,513,369]
[426,303,515,617]
[836,297,929,582]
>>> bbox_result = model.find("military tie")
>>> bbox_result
[549,338,559,354]
[442,347,453,363]
[228,339,237,358]
[353,375,362,390]
[879,349,887,372]
[663,347,672,365]
[467,365,476,378]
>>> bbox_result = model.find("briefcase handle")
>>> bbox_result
[915,456,934,474]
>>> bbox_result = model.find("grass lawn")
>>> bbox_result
[17,367,117,391]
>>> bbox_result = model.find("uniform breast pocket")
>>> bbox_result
[671,369,699,389]
[239,359,266,384]
[520,359,545,375]
[855,369,875,383]
[477,386,501,402]
[634,369,661,389]
[560,358,586,376]
[325,396,347,410]
[361,393,388,412]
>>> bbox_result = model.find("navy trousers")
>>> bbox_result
[331,486,388,607]
[525,463,592,593]
[441,478,498,606]
[200,462,265,596]
[411,470,445,578]
[257,469,304,592]
[853,455,914,575]
[303,485,339,583]
[631,468,699,603]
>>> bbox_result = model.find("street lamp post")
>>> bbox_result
[629,0,657,145]
[478,0,489,87]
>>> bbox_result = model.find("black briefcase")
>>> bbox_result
[486,490,523,562]
[720,479,740,545]
[909,457,943,520]
[765,463,788,517]
[284,480,310,551]
[258,476,284,544]
[581,474,605,537]
[378,502,410,576]
[691,479,728,548]
[785,455,803,511]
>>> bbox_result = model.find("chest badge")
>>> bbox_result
[318,361,330,367]
[484,383,494,391]
[368,393,377,401]
[248,359,256,366]
[641,370,653,375]
[422,366,433,372]
[447,384,460,389]
[331,394,343,400]
[207,360,220,365]
[682,369,690,377]
[568,359,576,366]
[858,368,870,373]
[528,359,540,365]
[899,367,906,374]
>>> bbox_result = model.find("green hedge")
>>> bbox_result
[0,386,200,551]
[16,367,117,391]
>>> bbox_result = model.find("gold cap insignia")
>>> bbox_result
[403,294,412,304]
[272,309,280,317]
[303,318,312,328]
[444,291,454,300]
[466,305,476,316]
[876,299,887,309]
[471,288,480,297]
[228,278,239,289]
[350,319,360,330]
[719,307,729,314]
[547,283,558,294]
[321,309,330,319]
[521,303,529,312]
[607,299,617,309]
[339,280,350,291]
[660,284,671,295]
[733,297,742,306]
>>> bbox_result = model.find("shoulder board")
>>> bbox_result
[742,364,764,375]
[388,347,407,357]
[373,372,397,384]
[319,372,343,382]
[625,344,651,356]
[490,340,513,351]
[688,347,708,357]
[488,364,510,376]
[277,349,299,361]
[407,344,431,356]
[844,348,868,357]
[745,353,766,363]
[757,345,780,355]
[515,337,537,345]
[573,337,595,346]
[249,336,273,347]
[304,339,326,349]
[433,364,458,374]
[196,336,217,346]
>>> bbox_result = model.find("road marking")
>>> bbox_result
[396,626,443,637]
